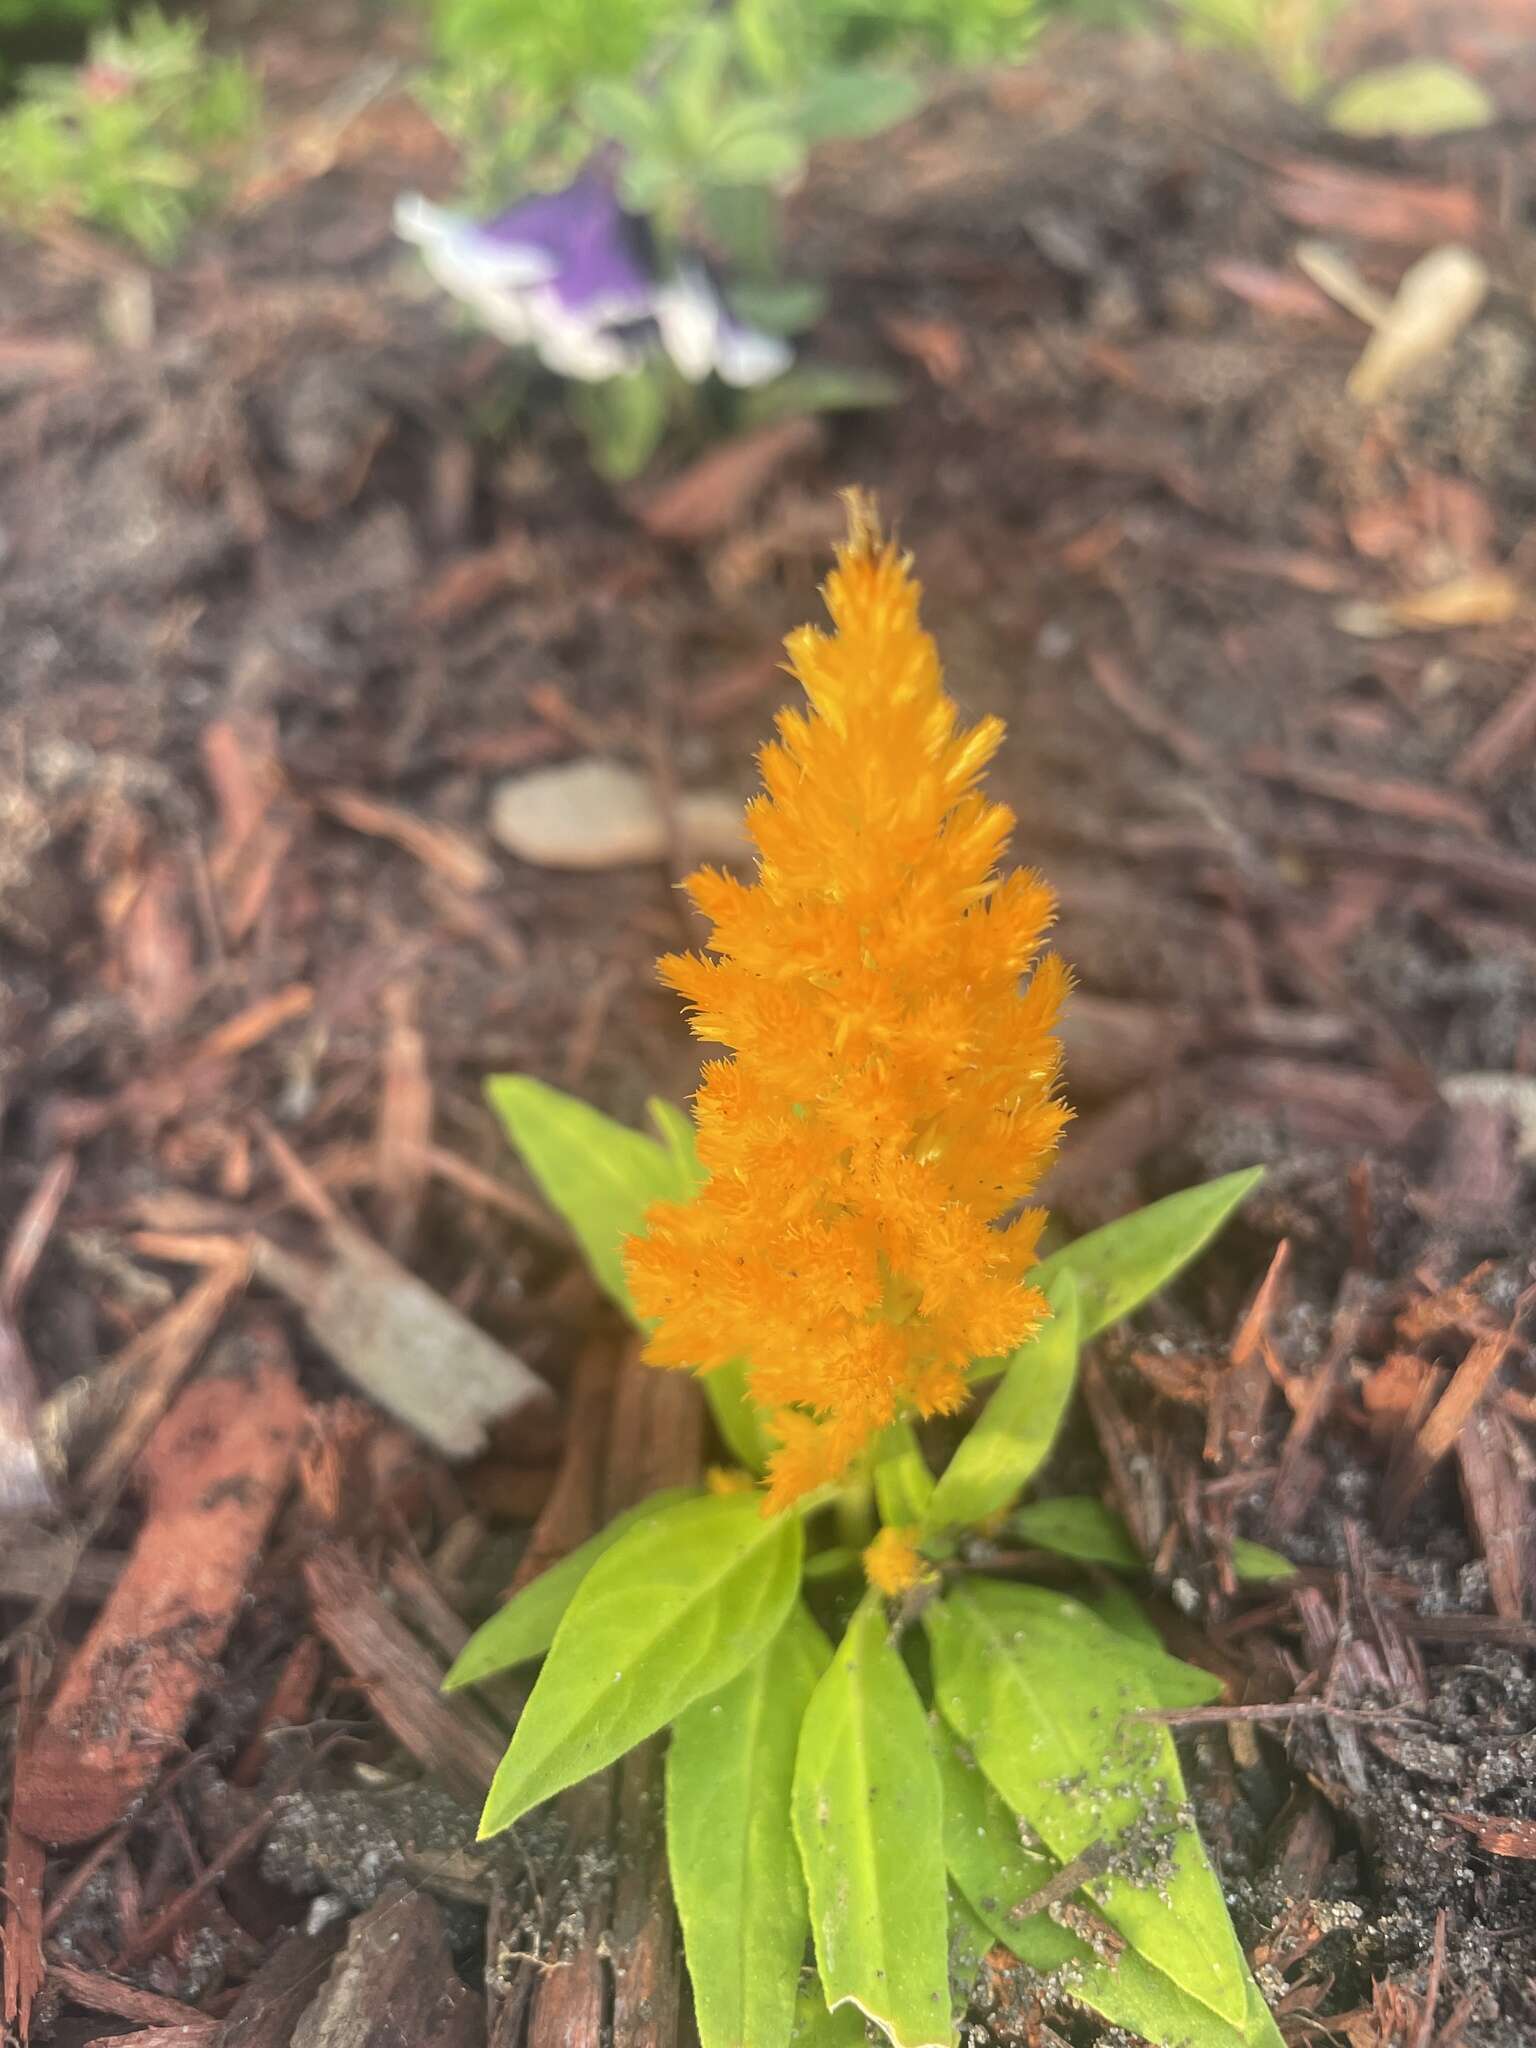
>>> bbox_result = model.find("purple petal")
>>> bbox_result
[479,173,653,317]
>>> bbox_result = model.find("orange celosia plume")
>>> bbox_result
[625,497,1070,1510]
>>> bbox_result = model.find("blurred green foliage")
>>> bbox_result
[0,8,257,259]
[418,0,1038,211]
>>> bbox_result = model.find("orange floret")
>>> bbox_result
[625,495,1070,1510]
[863,1525,929,1599]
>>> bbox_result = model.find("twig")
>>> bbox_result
[1007,1841,1114,1923]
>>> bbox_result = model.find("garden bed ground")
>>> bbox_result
[3,4,1536,2044]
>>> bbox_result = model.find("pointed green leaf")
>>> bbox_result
[946,1890,994,2020]
[1328,61,1494,138]
[647,1096,704,1189]
[668,1604,830,2048]
[926,1272,1078,1534]
[972,1169,1263,1383]
[702,1355,773,1474]
[1007,1493,1142,1569]
[479,1493,801,1837]
[444,1487,700,1690]
[486,1075,696,1315]
[937,1733,1284,2048]
[1232,1538,1296,1583]
[1009,1497,1294,1585]
[795,67,923,142]
[789,1980,870,2046]
[925,1578,1245,2025]
[874,1419,935,1527]
[572,364,670,483]
[793,1597,953,2048]
[1083,1576,1166,1651]
[738,362,902,428]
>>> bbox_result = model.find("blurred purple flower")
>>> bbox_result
[396,174,790,387]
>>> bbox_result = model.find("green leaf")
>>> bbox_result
[925,1578,1245,2026]
[937,1733,1284,2048]
[647,1096,704,1188]
[1083,1575,1166,1650]
[706,113,807,187]
[925,1271,1078,1534]
[971,1169,1263,1380]
[485,1075,695,1316]
[946,1890,993,2019]
[1007,1497,1295,1585]
[702,1356,773,1472]
[795,67,923,142]
[479,1493,802,1837]
[874,1419,935,1527]
[727,276,828,335]
[572,365,671,483]
[663,18,734,153]
[788,1979,870,2046]
[579,76,661,149]
[1327,61,1495,138]
[444,1486,701,1690]
[792,1596,953,2048]
[669,1604,830,2048]
[738,361,902,427]
[1006,1493,1141,1569]
[1232,1537,1296,1583]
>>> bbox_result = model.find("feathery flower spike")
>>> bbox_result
[625,496,1071,1510]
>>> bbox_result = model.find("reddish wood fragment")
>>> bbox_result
[1450,666,1536,790]
[232,1635,325,1787]
[374,983,432,1256]
[192,985,314,1065]
[81,2027,214,2048]
[1244,748,1488,836]
[1454,1405,1530,1621]
[633,416,823,544]
[46,1963,212,2030]
[317,787,494,893]
[16,1341,306,1844]
[1383,1327,1513,1532]
[214,1928,345,2048]
[1268,159,1482,245]
[288,1890,481,2048]
[82,1256,251,1499]
[302,1541,505,1800]
[1443,1811,1536,1858]
[2,1649,46,2042]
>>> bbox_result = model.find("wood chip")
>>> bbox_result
[289,1891,481,2048]
[16,1334,307,1844]
[254,1226,551,1461]
[632,416,822,544]
[1450,666,1536,789]
[1442,1812,1536,1858]
[1383,1326,1513,1532]
[2,1649,45,2043]
[303,1543,505,1799]
[214,1930,346,2048]
[81,1254,251,1500]
[1244,748,1488,835]
[318,787,495,894]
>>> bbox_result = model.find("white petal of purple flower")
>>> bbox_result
[396,179,791,389]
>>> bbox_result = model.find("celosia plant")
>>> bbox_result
[454,505,1289,2048]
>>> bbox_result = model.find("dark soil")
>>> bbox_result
[4,4,1536,2044]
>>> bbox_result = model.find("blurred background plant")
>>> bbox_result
[1172,0,1494,132]
[0,7,257,259]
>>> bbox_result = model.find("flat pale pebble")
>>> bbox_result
[489,757,748,871]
